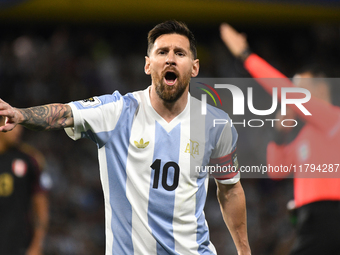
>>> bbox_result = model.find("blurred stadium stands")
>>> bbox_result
[0,1,339,254]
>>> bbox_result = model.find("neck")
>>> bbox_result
[149,86,188,123]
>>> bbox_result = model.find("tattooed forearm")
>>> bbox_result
[18,104,74,131]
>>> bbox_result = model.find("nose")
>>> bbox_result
[166,51,176,66]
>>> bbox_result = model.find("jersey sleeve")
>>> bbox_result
[64,91,125,147]
[244,53,340,135]
[209,122,240,185]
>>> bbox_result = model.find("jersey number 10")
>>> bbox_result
[151,159,180,191]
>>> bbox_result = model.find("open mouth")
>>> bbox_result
[164,71,178,86]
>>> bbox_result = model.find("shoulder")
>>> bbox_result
[190,95,232,132]
[68,90,142,117]
[190,95,231,119]
[206,104,231,121]
[69,90,142,110]
[70,91,136,109]
[190,95,236,147]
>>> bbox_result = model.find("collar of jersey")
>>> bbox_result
[144,86,190,132]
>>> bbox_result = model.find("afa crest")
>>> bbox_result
[185,140,199,158]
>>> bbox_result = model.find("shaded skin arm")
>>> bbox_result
[0,99,73,132]
[216,180,251,255]
[26,192,49,255]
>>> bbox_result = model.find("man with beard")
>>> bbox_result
[0,21,251,255]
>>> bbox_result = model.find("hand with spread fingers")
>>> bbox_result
[220,23,249,60]
[0,99,22,132]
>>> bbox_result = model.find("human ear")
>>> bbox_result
[191,59,200,77]
[144,56,151,75]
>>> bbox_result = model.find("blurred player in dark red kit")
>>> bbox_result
[220,24,340,255]
[0,117,49,255]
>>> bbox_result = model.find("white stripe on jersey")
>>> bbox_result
[173,98,202,255]
[126,91,157,254]
[98,146,114,254]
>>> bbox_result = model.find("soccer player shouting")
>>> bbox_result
[0,21,251,255]
[221,23,340,255]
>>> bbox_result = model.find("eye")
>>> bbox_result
[176,52,185,57]
[158,50,167,55]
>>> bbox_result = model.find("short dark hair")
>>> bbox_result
[296,63,328,78]
[296,62,334,94]
[147,20,197,59]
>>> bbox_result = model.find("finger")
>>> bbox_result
[0,123,16,132]
[220,23,231,37]
[220,23,229,31]
[0,109,14,118]
[0,101,11,111]
[222,24,246,43]
[220,23,237,35]
[220,23,242,45]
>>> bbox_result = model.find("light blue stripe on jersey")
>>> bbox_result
[206,104,231,155]
[105,142,134,254]
[97,93,139,254]
[195,108,219,254]
[74,92,125,147]
[148,121,181,255]
[230,122,238,151]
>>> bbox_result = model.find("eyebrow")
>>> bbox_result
[156,46,188,54]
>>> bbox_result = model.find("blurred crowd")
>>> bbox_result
[0,23,339,255]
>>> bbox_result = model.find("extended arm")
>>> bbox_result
[0,99,73,132]
[220,23,340,134]
[220,24,299,178]
[216,181,251,255]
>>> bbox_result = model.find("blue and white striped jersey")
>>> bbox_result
[65,86,239,255]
